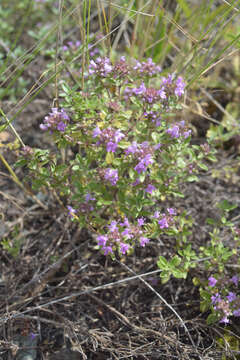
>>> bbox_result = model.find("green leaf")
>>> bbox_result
[160,270,170,284]
[170,255,181,267]
[172,268,187,279]
[177,158,186,168]
[200,289,211,301]
[176,0,191,17]
[200,300,210,313]
[157,256,168,270]
[198,162,208,171]
[72,165,79,171]
[128,168,135,180]
[206,217,216,225]
[106,152,114,164]
[206,313,218,325]
[217,200,237,212]
[186,175,199,182]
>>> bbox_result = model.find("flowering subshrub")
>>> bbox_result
[18,56,204,254]
[16,55,240,324]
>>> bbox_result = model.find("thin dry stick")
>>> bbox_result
[101,0,154,16]
[201,48,240,77]
[54,0,64,108]
[99,0,110,51]
[0,269,163,324]
[108,0,112,57]
[0,257,212,323]
[130,0,143,55]
[181,103,221,125]
[221,0,240,12]
[96,0,107,51]
[118,261,198,352]
[7,1,153,120]
[0,108,25,147]
[111,0,135,52]
[0,153,48,211]
[139,0,158,58]
[87,293,178,345]
[200,87,237,125]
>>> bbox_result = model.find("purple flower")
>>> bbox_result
[167,208,176,215]
[108,221,118,232]
[175,76,186,97]
[120,217,130,227]
[220,316,229,324]
[120,242,130,254]
[93,127,124,152]
[132,178,141,186]
[134,58,161,76]
[143,153,153,166]
[153,211,160,219]
[57,121,67,132]
[97,235,108,246]
[40,108,69,132]
[166,125,180,138]
[231,275,238,286]
[106,141,117,152]
[39,123,48,131]
[133,82,146,95]
[208,276,217,287]
[93,126,102,137]
[162,74,173,85]
[158,88,166,99]
[125,141,138,155]
[158,216,169,229]
[104,168,118,186]
[67,206,76,219]
[85,193,95,202]
[183,130,192,138]
[89,57,112,77]
[145,184,156,194]
[140,236,150,247]
[134,161,147,174]
[121,228,133,239]
[211,293,221,305]
[137,217,145,226]
[154,143,162,150]
[114,130,124,143]
[226,292,237,302]
[233,309,240,317]
[103,246,113,255]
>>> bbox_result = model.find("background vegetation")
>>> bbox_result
[0,0,240,359]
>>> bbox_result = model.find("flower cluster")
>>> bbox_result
[67,205,77,219]
[125,141,156,174]
[67,193,96,219]
[208,275,240,323]
[62,41,81,52]
[134,58,162,76]
[88,56,162,79]
[92,127,124,152]
[153,208,177,229]
[113,56,130,78]
[35,55,200,261]
[97,217,150,255]
[166,120,191,139]
[124,75,185,105]
[125,82,166,104]
[89,57,113,77]
[144,111,161,127]
[40,108,70,132]
[98,168,119,186]
[161,74,186,97]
